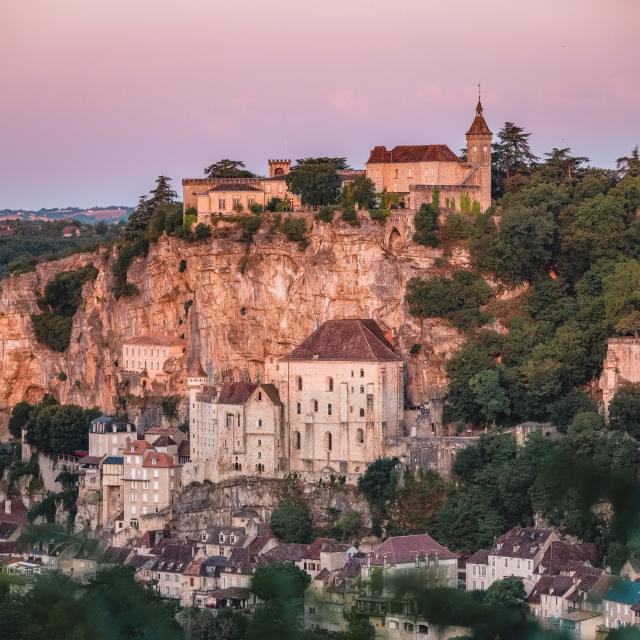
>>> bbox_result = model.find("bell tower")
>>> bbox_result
[465,87,492,211]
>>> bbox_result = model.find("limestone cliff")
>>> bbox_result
[0,214,468,434]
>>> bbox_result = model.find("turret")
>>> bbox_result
[465,90,492,211]
[268,159,291,178]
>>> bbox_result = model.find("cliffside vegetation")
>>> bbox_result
[31,263,98,351]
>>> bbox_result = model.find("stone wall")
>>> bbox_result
[599,337,640,419]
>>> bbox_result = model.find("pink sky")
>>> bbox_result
[1,0,638,209]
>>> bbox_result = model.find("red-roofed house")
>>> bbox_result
[365,533,458,588]
[365,98,492,212]
[264,318,404,483]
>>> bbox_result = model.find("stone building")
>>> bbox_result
[599,337,640,419]
[265,319,404,482]
[88,416,136,458]
[121,334,186,382]
[187,381,284,483]
[365,98,492,212]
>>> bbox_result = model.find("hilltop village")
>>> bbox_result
[2,99,640,640]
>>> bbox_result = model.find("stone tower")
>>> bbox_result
[465,96,492,212]
[268,159,291,178]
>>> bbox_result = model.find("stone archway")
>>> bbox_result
[386,227,403,251]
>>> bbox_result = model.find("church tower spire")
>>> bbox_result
[465,89,492,211]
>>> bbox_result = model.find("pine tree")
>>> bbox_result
[492,122,538,180]
[616,145,640,179]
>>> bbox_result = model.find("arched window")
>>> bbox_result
[360,369,364,378]
[356,428,364,444]
[297,376,303,391]
[360,385,364,394]
[258,418,263,428]
[325,432,332,451]
[328,403,332,416]
[294,431,301,449]
[327,377,334,392]
[359,408,365,417]
[257,439,261,446]
[296,402,301,415]
[312,399,318,412]
[258,391,262,400]
[258,451,262,459]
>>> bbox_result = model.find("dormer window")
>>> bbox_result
[201,532,207,542]
[258,392,262,400]
[230,534,236,544]
[152,457,157,465]
[219,533,225,543]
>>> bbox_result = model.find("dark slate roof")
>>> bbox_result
[152,436,176,447]
[259,543,308,564]
[208,184,263,192]
[126,553,154,569]
[466,549,489,565]
[257,383,281,405]
[537,542,598,575]
[184,555,228,577]
[491,527,554,559]
[210,586,251,600]
[103,546,131,565]
[217,382,259,405]
[0,500,28,526]
[103,456,124,465]
[305,537,351,560]
[178,440,190,457]
[367,144,459,164]
[371,534,458,565]
[197,386,218,403]
[0,522,19,540]
[283,319,401,362]
[203,526,247,547]
[145,543,196,574]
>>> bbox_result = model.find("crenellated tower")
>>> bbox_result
[465,92,492,211]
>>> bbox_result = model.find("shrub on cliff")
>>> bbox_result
[413,202,439,246]
[281,216,307,243]
[269,500,312,543]
[31,263,98,351]
[405,271,494,331]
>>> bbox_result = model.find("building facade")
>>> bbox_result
[121,334,186,381]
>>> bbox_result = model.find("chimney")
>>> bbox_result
[5,499,11,514]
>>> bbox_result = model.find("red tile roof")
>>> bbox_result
[305,537,351,560]
[142,451,177,468]
[125,440,153,455]
[123,334,185,347]
[466,549,489,565]
[491,527,554,559]
[367,144,459,164]
[283,319,401,362]
[371,534,458,565]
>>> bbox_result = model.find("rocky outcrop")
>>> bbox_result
[0,214,469,436]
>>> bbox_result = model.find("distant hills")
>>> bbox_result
[0,205,132,224]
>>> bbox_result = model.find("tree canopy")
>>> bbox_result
[285,160,342,207]
[204,159,256,178]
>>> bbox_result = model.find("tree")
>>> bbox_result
[548,388,597,433]
[204,159,256,178]
[270,500,312,543]
[251,563,310,601]
[413,203,439,246]
[469,369,511,424]
[616,145,640,179]
[180,607,247,640]
[603,260,640,336]
[344,614,375,640]
[123,177,176,242]
[350,176,377,209]
[484,578,526,607]
[193,223,212,241]
[286,161,341,207]
[294,157,348,170]
[492,122,537,193]
[486,205,556,284]
[609,384,640,439]
[358,457,399,512]
[8,401,33,439]
[540,148,589,184]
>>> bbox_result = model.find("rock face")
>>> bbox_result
[0,214,468,435]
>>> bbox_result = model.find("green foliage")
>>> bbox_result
[350,176,377,209]
[193,223,212,241]
[281,216,307,243]
[344,613,375,640]
[341,207,359,226]
[368,208,390,224]
[204,159,255,178]
[31,264,98,351]
[316,206,335,223]
[270,500,312,543]
[469,368,511,424]
[603,259,640,336]
[161,395,180,421]
[238,215,262,243]
[24,401,100,456]
[548,388,597,433]
[8,400,34,439]
[112,234,148,298]
[330,510,362,542]
[180,607,247,640]
[406,271,493,331]
[413,203,439,246]
[609,384,640,439]
[286,160,341,207]
[251,563,310,601]
[484,578,526,607]
[409,343,422,355]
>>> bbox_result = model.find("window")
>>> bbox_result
[360,369,364,377]
[257,439,261,446]
[296,402,301,415]
[232,197,241,209]
[226,413,233,428]
[294,431,301,449]
[327,377,334,392]
[218,198,226,210]
[325,432,332,451]
[359,385,364,394]
[356,428,364,444]
[297,376,303,391]
[418,625,428,634]
[359,408,365,417]
[258,391,262,400]
[312,399,318,412]
[388,621,399,630]
[403,623,414,632]
[328,403,332,416]
[308,607,316,614]
[257,452,261,459]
